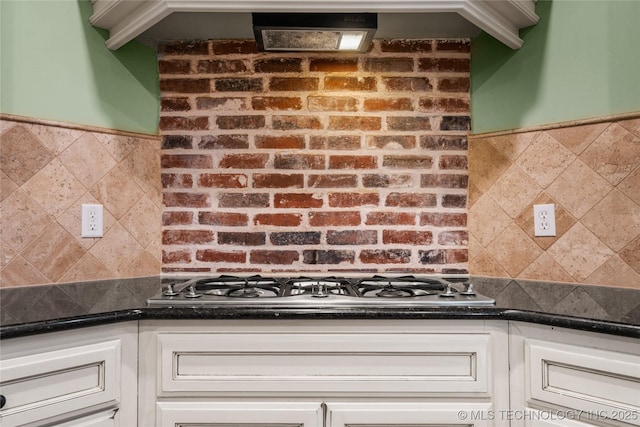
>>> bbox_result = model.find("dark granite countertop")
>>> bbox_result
[1,276,639,339]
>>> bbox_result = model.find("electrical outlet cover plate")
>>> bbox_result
[81,204,104,238]
[533,203,556,237]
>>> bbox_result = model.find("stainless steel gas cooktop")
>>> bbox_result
[147,275,494,307]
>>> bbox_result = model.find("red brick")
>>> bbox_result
[328,192,379,207]
[442,194,467,208]
[438,231,469,245]
[385,192,437,208]
[326,230,377,245]
[250,250,299,264]
[364,58,414,72]
[272,115,323,130]
[212,40,258,55]
[199,212,248,226]
[382,155,433,169]
[255,58,303,73]
[383,230,433,245]
[421,174,468,189]
[419,97,469,113]
[324,76,376,91]
[419,249,468,264]
[435,40,471,52]
[274,154,325,170]
[199,174,248,188]
[270,232,321,245]
[418,58,470,73]
[437,77,470,93]
[158,40,209,55]
[160,79,210,93]
[162,135,192,149]
[383,77,432,92]
[380,40,433,52]
[159,116,209,131]
[218,193,270,208]
[365,212,416,225]
[162,211,193,225]
[253,174,304,188]
[218,232,266,246]
[196,250,246,263]
[328,116,381,131]
[303,250,355,264]
[309,135,361,150]
[255,135,305,149]
[309,58,358,72]
[308,174,358,188]
[439,155,468,170]
[308,211,361,226]
[362,174,413,188]
[196,97,248,110]
[308,96,358,112]
[162,250,192,263]
[274,193,323,208]
[329,155,377,169]
[161,173,193,189]
[214,78,263,92]
[254,213,302,227]
[420,135,468,150]
[420,213,467,227]
[199,134,249,149]
[197,59,246,74]
[219,154,269,169]
[252,97,302,110]
[363,98,413,112]
[360,249,411,264]
[161,154,212,169]
[162,267,212,273]
[161,97,190,112]
[162,229,214,244]
[386,116,430,131]
[269,77,319,91]
[163,192,210,208]
[158,60,191,74]
[216,115,265,130]
[440,116,471,131]
[366,135,415,149]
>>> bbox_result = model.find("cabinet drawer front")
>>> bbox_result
[526,339,640,426]
[158,333,492,395]
[0,340,120,426]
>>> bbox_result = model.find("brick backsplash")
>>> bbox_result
[159,39,471,274]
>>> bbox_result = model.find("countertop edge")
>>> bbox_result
[1,307,638,340]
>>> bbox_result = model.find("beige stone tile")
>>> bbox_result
[0,255,49,287]
[0,189,54,251]
[486,164,542,218]
[123,139,162,202]
[124,249,161,277]
[22,159,86,218]
[89,222,143,275]
[581,189,640,252]
[0,119,17,134]
[467,181,482,208]
[468,194,512,247]
[485,131,539,161]
[620,236,640,275]
[618,165,640,205]
[547,122,608,155]
[59,253,112,283]
[22,223,86,282]
[514,193,576,250]
[546,159,613,219]
[25,123,84,155]
[1,237,17,269]
[93,133,140,162]
[469,249,509,277]
[585,255,640,289]
[57,193,117,250]
[486,223,543,276]
[1,171,18,202]
[520,252,575,283]
[515,132,576,188]
[468,138,512,193]
[580,123,640,185]
[58,133,117,188]
[1,125,54,185]
[90,164,145,219]
[547,223,614,282]
[120,195,162,247]
[618,118,640,138]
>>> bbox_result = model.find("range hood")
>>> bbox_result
[89,0,538,51]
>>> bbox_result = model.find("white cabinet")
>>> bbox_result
[139,319,510,426]
[509,322,640,427]
[0,322,138,427]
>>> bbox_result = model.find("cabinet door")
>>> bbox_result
[156,401,323,427]
[326,402,496,427]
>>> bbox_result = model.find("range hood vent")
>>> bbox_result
[253,13,377,53]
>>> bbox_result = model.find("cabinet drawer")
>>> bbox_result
[526,339,640,426]
[0,340,120,427]
[157,332,493,395]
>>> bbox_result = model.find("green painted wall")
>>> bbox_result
[0,0,159,135]
[470,0,640,134]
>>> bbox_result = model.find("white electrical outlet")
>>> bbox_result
[533,204,556,237]
[81,204,103,238]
